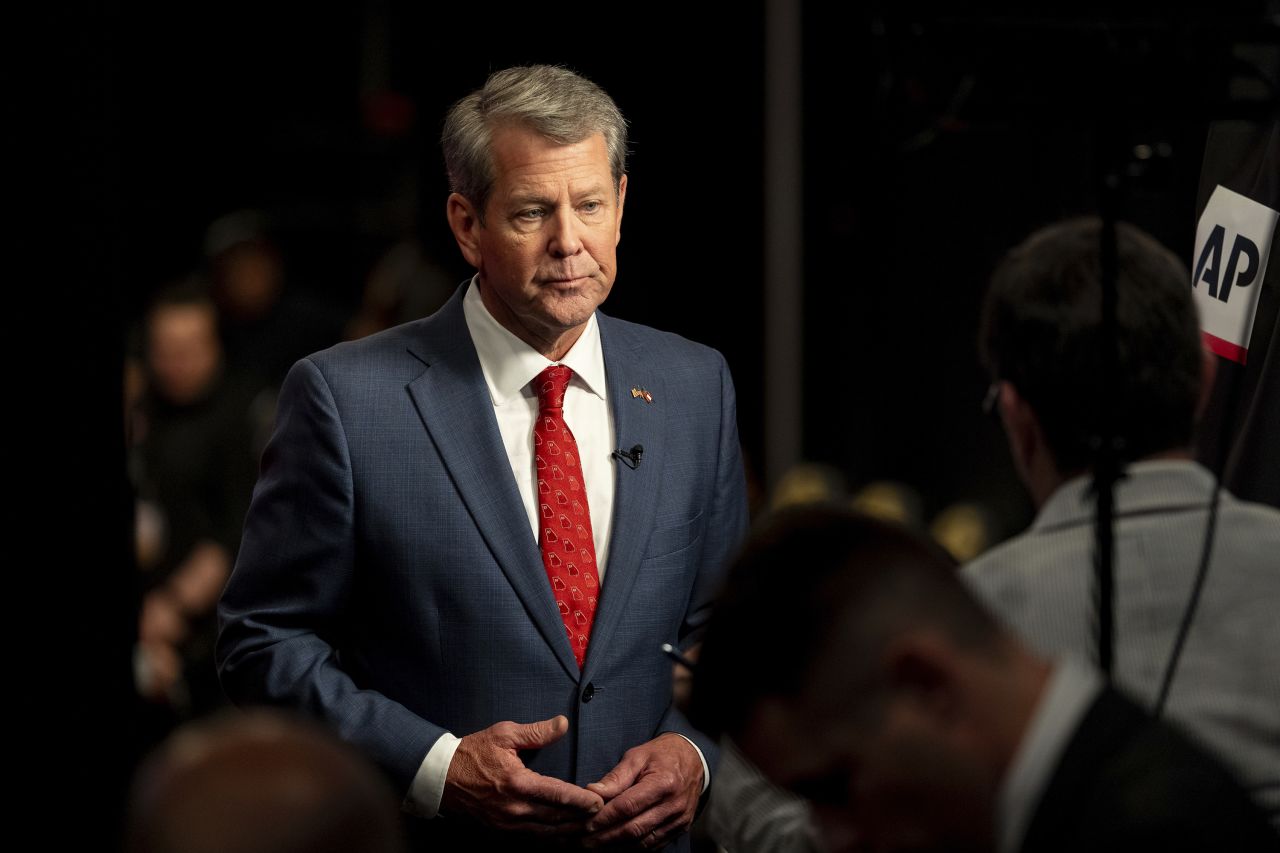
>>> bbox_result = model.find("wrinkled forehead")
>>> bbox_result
[484,130,618,214]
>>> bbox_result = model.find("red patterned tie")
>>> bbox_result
[534,365,601,669]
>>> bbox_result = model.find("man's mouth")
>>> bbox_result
[542,274,591,287]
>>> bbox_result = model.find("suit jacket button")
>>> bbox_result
[581,682,595,703]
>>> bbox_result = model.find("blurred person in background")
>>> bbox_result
[131,278,260,732]
[965,216,1280,826]
[204,210,347,395]
[345,238,457,341]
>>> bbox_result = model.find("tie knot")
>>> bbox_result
[535,365,573,412]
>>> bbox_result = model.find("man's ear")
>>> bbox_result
[614,174,627,246]
[998,382,1068,506]
[997,382,1039,482]
[882,630,963,722]
[447,193,484,270]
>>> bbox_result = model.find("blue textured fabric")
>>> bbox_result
[216,282,749,842]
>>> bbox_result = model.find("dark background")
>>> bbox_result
[36,0,1276,845]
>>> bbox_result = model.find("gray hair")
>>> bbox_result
[441,65,628,218]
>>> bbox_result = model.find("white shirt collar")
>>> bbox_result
[461,275,609,406]
[1032,459,1216,533]
[996,658,1102,853]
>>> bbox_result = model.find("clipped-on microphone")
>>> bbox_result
[612,444,644,469]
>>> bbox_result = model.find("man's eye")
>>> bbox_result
[580,201,602,214]
[518,209,545,220]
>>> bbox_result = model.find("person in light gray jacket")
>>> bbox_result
[963,216,1280,828]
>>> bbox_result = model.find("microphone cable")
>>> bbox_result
[1152,473,1223,717]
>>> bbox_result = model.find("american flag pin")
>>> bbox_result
[631,387,653,403]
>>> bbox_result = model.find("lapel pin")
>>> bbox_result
[631,387,653,403]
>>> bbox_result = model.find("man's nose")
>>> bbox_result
[547,207,584,257]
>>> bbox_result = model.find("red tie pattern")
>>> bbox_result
[534,365,600,669]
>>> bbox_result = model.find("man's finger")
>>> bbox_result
[586,750,645,800]
[493,798,597,830]
[586,774,666,833]
[511,768,604,814]
[586,787,691,849]
[637,808,691,849]
[503,715,571,750]
[494,785,595,822]
[585,798,678,849]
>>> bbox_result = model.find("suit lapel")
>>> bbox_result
[405,287,580,679]
[583,314,667,680]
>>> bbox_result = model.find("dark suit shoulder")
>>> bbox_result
[293,297,471,391]
[305,321,417,363]
[1021,688,1278,852]
[596,313,730,372]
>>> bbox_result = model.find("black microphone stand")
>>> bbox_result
[1092,158,1123,681]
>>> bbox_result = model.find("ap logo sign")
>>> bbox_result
[1192,185,1279,364]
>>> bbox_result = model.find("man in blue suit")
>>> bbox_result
[216,65,749,850]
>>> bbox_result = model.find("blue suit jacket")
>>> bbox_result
[217,284,748,810]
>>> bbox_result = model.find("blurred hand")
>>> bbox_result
[441,715,604,836]
[136,640,182,702]
[139,590,187,645]
[168,541,231,615]
[583,733,703,849]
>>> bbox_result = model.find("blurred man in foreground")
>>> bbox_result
[691,508,1277,853]
[128,711,406,853]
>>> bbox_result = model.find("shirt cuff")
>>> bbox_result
[673,733,711,793]
[403,731,462,818]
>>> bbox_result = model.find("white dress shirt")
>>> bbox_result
[462,277,617,576]
[406,278,705,818]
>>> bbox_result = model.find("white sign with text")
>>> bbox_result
[1192,184,1278,364]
